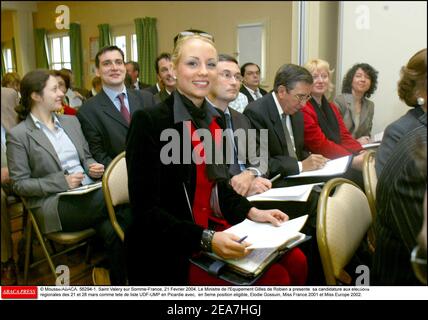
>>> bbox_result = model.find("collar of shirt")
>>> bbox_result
[133,80,139,89]
[244,84,259,99]
[272,91,286,119]
[102,85,128,111]
[30,112,61,130]
[173,91,221,125]
[205,98,230,115]
[156,82,161,92]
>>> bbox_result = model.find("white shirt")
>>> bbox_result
[243,84,262,100]
[228,92,249,113]
[65,88,83,109]
[272,92,302,172]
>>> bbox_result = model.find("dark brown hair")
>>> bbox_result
[341,63,378,98]
[15,69,51,121]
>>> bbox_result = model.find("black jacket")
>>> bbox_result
[125,91,252,285]
[77,88,154,167]
[244,93,309,178]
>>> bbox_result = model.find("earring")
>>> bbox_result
[417,97,425,106]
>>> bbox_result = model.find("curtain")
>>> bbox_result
[34,28,49,69]
[98,24,111,49]
[69,23,84,88]
[134,17,157,85]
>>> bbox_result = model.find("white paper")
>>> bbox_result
[223,215,308,249]
[58,181,102,196]
[362,142,381,149]
[246,183,320,202]
[373,131,384,143]
[287,155,350,178]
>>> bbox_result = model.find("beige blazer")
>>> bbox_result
[6,115,96,233]
[334,93,374,138]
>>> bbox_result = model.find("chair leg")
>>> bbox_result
[23,215,33,285]
[30,214,58,282]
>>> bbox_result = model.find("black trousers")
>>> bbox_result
[58,188,132,285]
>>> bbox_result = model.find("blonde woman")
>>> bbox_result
[125,33,307,285]
[302,59,363,159]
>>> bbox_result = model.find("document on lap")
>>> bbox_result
[204,215,309,276]
[246,183,322,202]
[58,181,102,196]
[223,214,308,249]
[287,155,352,178]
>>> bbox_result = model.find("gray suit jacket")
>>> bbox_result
[334,93,374,138]
[6,115,96,233]
[375,106,425,177]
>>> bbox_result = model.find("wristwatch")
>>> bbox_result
[201,229,215,252]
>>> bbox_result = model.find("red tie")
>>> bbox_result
[117,93,131,124]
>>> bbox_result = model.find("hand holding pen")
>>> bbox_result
[64,170,84,189]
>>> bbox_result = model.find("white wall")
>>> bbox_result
[337,1,427,135]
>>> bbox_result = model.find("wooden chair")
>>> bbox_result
[362,149,377,252]
[316,178,372,285]
[21,198,96,285]
[102,151,128,242]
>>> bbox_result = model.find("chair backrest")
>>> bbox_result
[102,151,128,241]
[362,149,377,219]
[362,149,377,252]
[317,178,372,285]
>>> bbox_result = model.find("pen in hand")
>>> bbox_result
[236,235,248,244]
[269,173,281,183]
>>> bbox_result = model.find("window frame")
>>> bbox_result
[47,32,71,70]
[2,47,15,73]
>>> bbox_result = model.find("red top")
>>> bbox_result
[187,119,230,230]
[302,100,362,159]
[62,104,77,115]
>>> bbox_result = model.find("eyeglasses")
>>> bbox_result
[293,94,312,103]
[411,245,427,284]
[176,31,214,42]
[219,71,243,82]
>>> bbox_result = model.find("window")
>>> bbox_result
[113,35,127,61]
[3,48,14,73]
[48,34,71,70]
[131,34,138,61]
[237,23,266,81]
[113,34,137,61]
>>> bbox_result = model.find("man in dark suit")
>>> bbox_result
[207,54,271,197]
[240,62,268,102]
[212,58,327,284]
[77,46,155,167]
[145,53,176,99]
[125,61,150,90]
[244,64,328,180]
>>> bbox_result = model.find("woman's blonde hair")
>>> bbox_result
[171,34,217,68]
[304,58,335,98]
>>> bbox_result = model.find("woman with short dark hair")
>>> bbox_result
[335,63,378,143]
